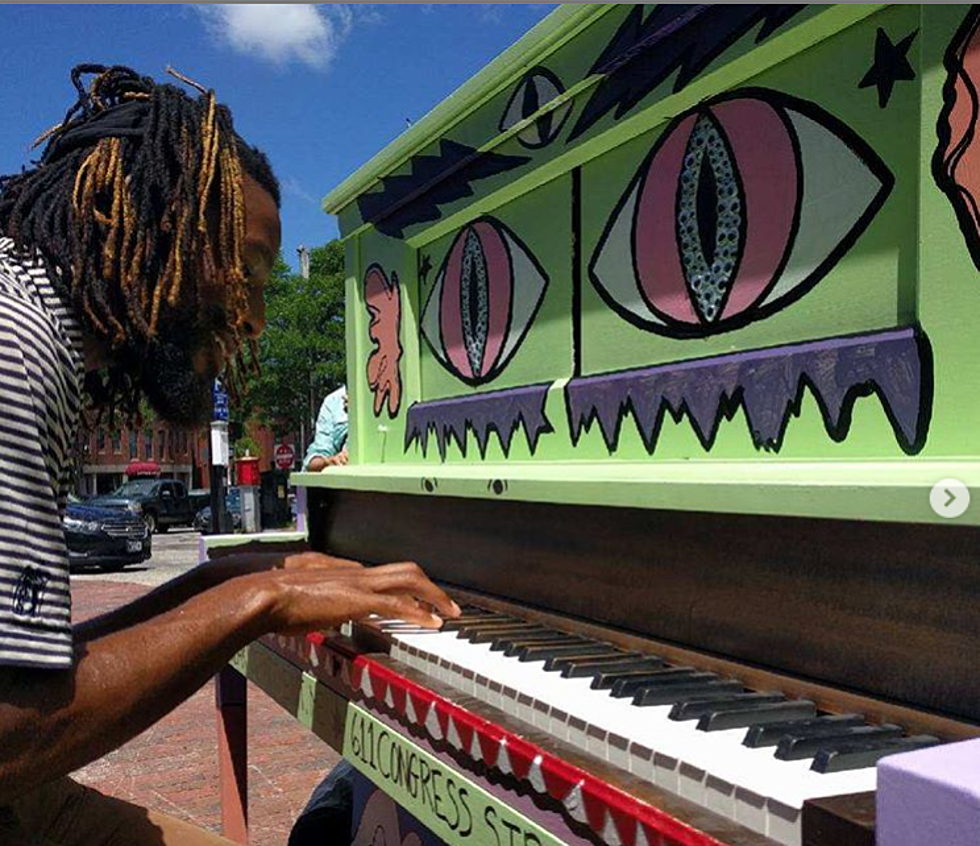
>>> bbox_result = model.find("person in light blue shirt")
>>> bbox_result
[303,385,348,470]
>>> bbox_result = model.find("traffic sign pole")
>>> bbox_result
[209,379,231,535]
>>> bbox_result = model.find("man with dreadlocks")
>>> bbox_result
[0,65,458,846]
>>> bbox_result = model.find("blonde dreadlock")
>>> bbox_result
[0,63,278,417]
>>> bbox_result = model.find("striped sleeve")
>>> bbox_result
[0,243,79,669]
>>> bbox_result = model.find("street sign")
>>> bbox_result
[212,379,229,422]
[274,444,296,470]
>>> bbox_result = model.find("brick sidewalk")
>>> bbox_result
[71,580,342,846]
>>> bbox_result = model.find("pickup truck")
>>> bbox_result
[88,478,195,534]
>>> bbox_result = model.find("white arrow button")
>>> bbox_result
[930,479,970,519]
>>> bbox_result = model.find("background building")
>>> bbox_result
[79,423,198,496]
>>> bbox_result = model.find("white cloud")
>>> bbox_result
[195,5,356,71]
[282,176,318,206]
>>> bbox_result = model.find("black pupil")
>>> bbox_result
[696,157,718,267]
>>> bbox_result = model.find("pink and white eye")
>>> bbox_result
[421,218,548,385]
[590,89,893,336]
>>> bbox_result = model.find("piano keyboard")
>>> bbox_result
[378,607,940,846]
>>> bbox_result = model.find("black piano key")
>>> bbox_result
[519,642,614,663]
[489,629,570,649]
[442,614,514,632]
[453,618,527,635]
[633,678,743,707]
[669,691,783,721]
[609,667,700,698]
[697,700,818,732]
[562,657,665,681]
[812,735,941,774]
[545,651,636,673]
[627,671,719,699]
[776,724,904,761]
[502,636,587,657]
[743,714,866,748]
[467,625,548,644]
[590,661,669,689]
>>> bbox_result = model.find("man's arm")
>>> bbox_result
[303,394,342,470]
[0,562,457,804]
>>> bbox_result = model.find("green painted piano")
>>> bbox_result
[224,6,980,846]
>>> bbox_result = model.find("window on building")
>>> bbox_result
[111,430,122,454]
[157,429,166,461]
[128,430,138,460]
[97,428,106,453]
[144,429,153,460]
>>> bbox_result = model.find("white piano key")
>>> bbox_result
[608,733,630,771]
[705,775,737,819]
[628,742,655,783]
[654,752,680,792]
[768,800,802,846]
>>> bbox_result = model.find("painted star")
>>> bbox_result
[859,27,917,108]
[419,254,433,283]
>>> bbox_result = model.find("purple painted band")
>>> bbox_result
[566,326,930,454]
[406,383,553,460]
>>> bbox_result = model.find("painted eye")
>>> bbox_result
[590,90,893,336]
[421,217,548,385]
[499,67,572,149]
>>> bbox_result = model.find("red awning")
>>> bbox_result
[125,461,161,478]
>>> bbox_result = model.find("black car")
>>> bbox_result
[193,486,243,534]
[64,497,152,572]
[88,478,195,534]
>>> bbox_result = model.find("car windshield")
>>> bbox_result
[110,479,157,497]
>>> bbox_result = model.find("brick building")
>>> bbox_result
[79,423,200,496]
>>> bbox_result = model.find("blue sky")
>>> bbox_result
[0,4,554,269]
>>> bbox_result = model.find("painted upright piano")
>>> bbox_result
[220,5,980,846]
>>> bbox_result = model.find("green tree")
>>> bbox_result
[244,241,346,445]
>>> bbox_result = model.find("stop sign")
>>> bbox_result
[274,443,295,470]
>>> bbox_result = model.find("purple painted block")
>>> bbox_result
[877,739,980,846]
[294,485,308,535]
[405,383,553,459]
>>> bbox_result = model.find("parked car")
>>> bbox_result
[188,488,211,515]
[64,496,151,572]
[88,478,195,534]
[193,486,244,534]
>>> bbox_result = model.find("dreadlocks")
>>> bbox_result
[0,64,279,420]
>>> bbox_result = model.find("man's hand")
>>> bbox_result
[260,561,460,634]
[279,550,362,572]
[307,447,349,472]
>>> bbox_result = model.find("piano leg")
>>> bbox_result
[216,665,249,844]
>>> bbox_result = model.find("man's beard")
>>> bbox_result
[139,336,214,426]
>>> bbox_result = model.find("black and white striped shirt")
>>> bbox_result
[0,237,83,669]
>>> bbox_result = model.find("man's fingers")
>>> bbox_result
[360,593,444,629]
[357,565,460,618]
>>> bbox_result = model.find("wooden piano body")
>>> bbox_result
[217,5,980,846]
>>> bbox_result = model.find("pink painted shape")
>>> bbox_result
[472,220,512,376]
[712,99,798,319]
[943,17,980,244]
[440,230,471,378]
[364,266,403,416]
[635,113,700,324]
